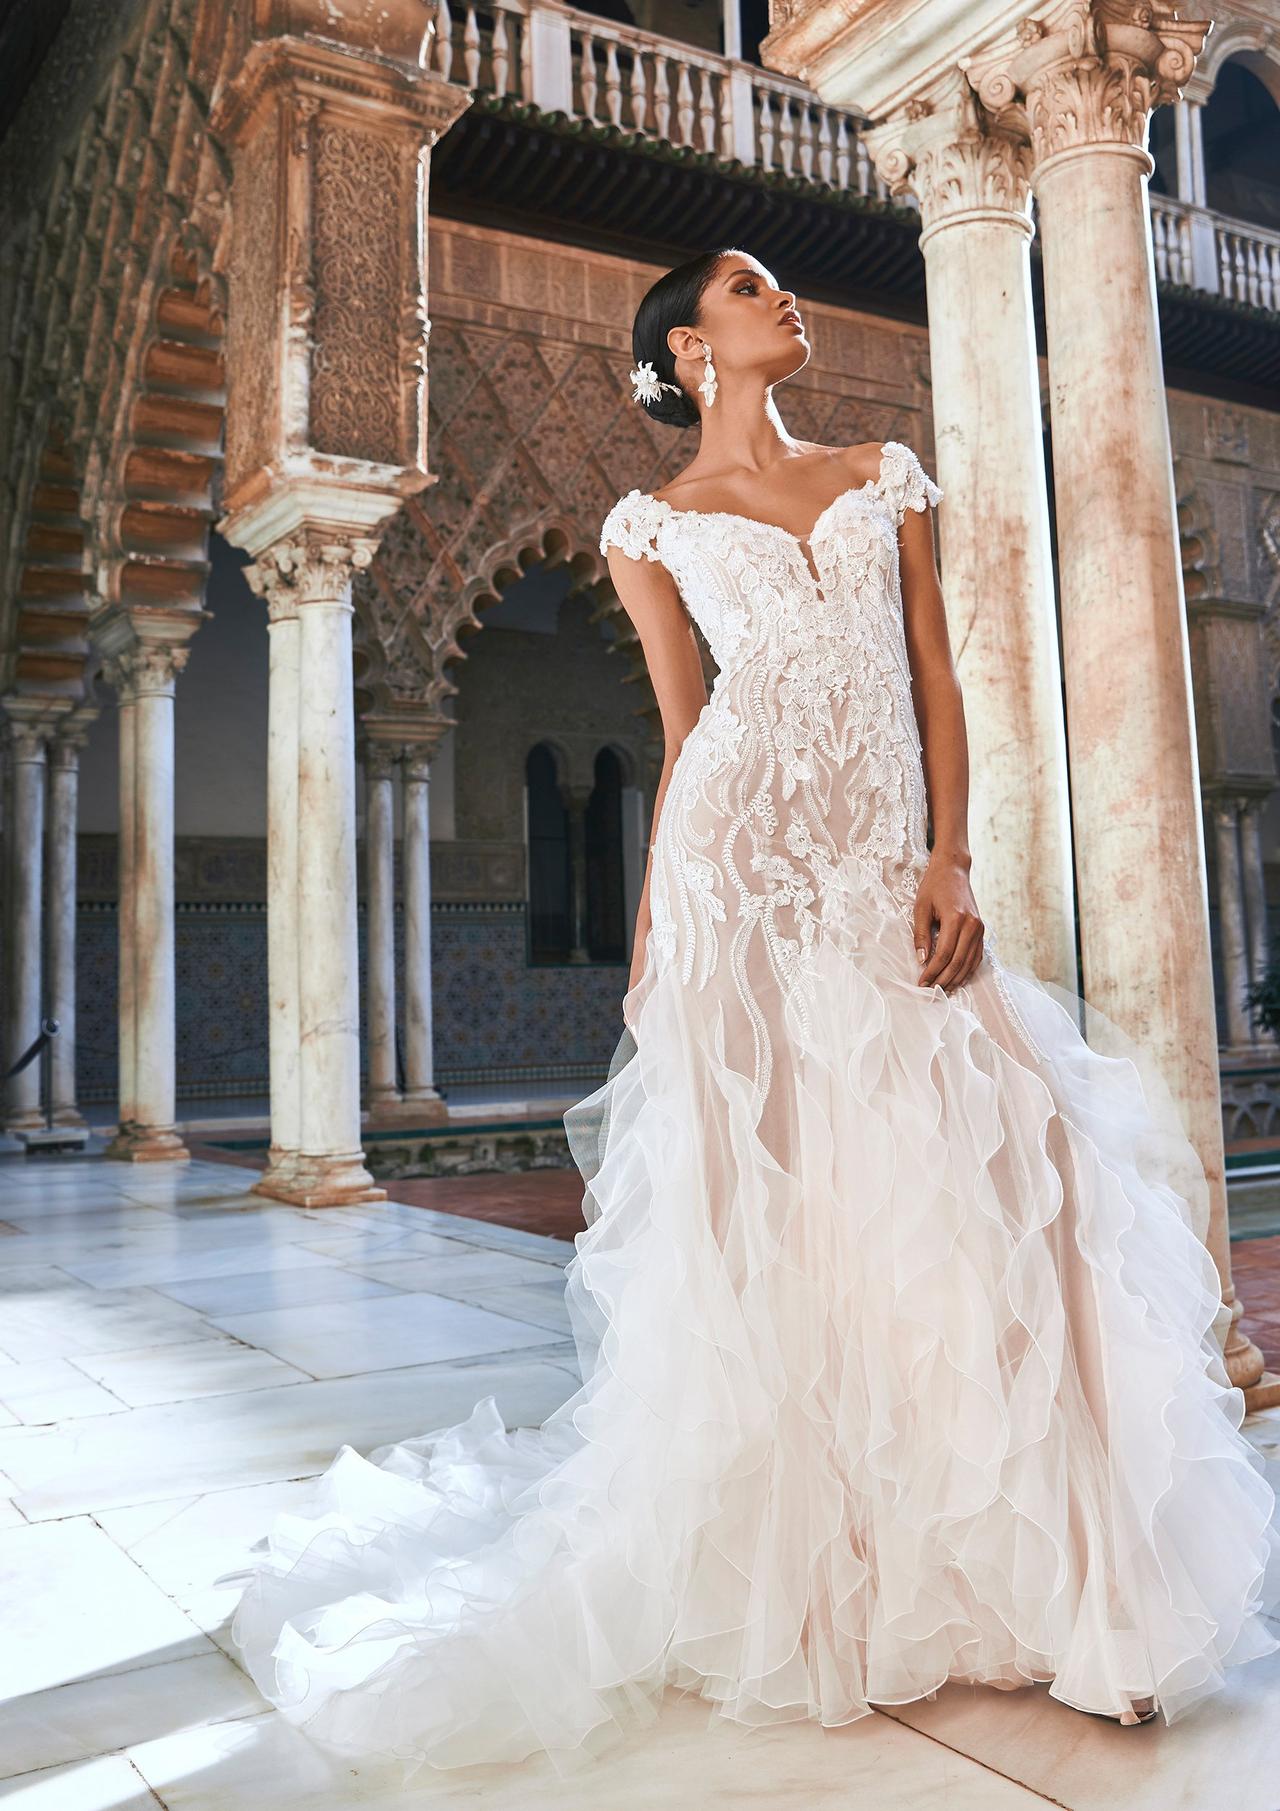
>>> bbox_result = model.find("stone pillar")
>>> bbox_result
[863,72,1075,987]
[243,532,386,1207]
[1211,796,1251,1050]
[46,719,94,1126]
[211,14,469,1194]
[1240,798,1273,1006]
[100,637,193,1162]
[401,745,446,1118]
[256,591,303,1195]
[364,743,400,1116]
[966,8,1276,1407]
[3,712,50,1134]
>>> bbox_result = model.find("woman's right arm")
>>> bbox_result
[604,544,709,994]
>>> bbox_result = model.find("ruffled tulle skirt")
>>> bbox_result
[227,852,1280,1779]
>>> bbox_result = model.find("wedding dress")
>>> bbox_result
[229,440,1280,1778]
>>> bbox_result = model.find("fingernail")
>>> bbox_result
[916,947,927,963]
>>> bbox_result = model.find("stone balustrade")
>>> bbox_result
[429,0,1280,312]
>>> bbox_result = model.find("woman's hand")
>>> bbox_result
[912,853,985,992]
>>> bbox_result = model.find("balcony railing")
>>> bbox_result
[427,0,892,199]
[428,0,1280,313]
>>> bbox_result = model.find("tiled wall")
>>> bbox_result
[74,901,627,1105]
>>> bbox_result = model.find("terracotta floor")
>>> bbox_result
[1233,1233,1280,1375]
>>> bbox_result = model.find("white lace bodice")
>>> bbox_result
[600,440,944,1091]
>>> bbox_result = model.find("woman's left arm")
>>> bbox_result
[899,501,986,992]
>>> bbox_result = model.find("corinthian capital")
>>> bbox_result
[961,0,1211,168]
[862,69,1034,240]
[102,643,192,700]
[244,527,383,619]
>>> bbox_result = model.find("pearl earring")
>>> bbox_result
[698,341,717,409]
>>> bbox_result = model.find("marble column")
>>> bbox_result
[102,641,192,1162]
[46,720,93,1126]
[863,72,1075,987]
[4,714,49,1134]
[243,531,385,1207]
[364,744,400,1116]
[1211,797,1252,1049]
[401,748,445,1117]
[967,12,1277,1407]
[255,592,302,1196]
[1240,798,1274,1024]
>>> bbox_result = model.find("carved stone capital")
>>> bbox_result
[961,0,1211,172]
[102,643,192,701]
[861,70,1034,240]
[245,528,383,619]
[362,741,399,784]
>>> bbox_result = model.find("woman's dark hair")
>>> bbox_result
[631,246,739,431]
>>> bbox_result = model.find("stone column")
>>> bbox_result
[100,638,193,1162]
[211,16,470,1190]
[46,719,94,1126]
[255,591,303,1195]
[1211,796,1251,1050]
[364,743,401,1116]
[1240,798,1273,1005]
[3,712,50,1134]
[967,9,1276,1407]
[401,746,446,1118]
[243,532,386,1206]
[863,72,1075,986]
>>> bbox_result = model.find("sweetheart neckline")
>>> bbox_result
[635,441,900,548]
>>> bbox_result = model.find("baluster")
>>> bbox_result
[1152,208,1169,283]
[778,95,794,175]
[718,71,735,162]
[629,47,648,134]
[698,66,717,153]
[464,4,481,86]
[758,87,774,172]
[1217,229,1232,299]
[835,115,851,189]
[604,41,623,127]
[1266,244,1280,313]
[653,53,671,140]
[492,7,509,97]
[855,131,873,197]
[1233,234,1247,302]
[519,8,533,101]
[816,109,833,186]
[580,31,598,122]
[435,0,453,83]
[1178,212,1192,285]
[676,62,695,146]
[1245,239,1261,308]
[797,101,815,180]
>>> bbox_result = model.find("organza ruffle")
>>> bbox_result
[226,853,1280,1781]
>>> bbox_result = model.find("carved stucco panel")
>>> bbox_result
[224,121,281,491]
[310,120,402,464]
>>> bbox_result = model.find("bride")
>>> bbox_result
[228,246,1280,1776]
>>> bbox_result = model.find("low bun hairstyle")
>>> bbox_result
[630,246,739,431]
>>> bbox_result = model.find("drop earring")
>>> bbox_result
[698,341,717,409]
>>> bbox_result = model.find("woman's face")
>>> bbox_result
[668,251,810,403]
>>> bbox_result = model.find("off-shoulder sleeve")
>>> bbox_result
[600,489,666,563]
[879,441,943,529]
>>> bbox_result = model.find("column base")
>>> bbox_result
[255,1149,386,1209]
[50,1106,89,1131]
[1244,1370,1280,1414]
[250,1146,302,1203]
[105,1121,191,1163]
[365,1093,449,1129]
[4,1109,46,1137]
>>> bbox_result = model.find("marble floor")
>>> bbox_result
[0,1156,1277,1810]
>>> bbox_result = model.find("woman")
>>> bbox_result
[229,246,1280,1778]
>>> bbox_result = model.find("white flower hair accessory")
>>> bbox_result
[630,359,682,406]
